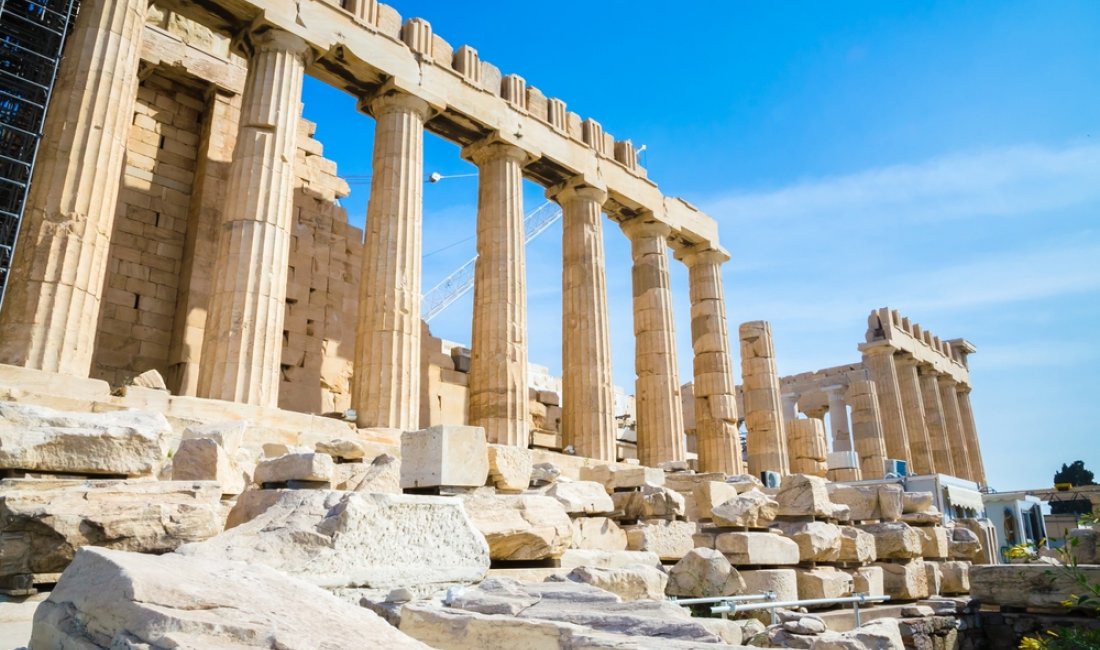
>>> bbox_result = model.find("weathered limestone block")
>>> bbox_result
[545,480,614,515]
[0,479,221,587]
[487,444,532,492]
[463,493,572,560]
[715,530,800,566]
[853,565,884,596]
[0,402,167,476]
[611,484,685,519]
[940,560,970,594]
[915,525,950,559]
[557,549,662,570]
[558,565,668,602]
[795,567,853,600]
[623,520,696,561]
[666,548,745,597]
[579,464,664,492]
[777,521,842,562]
[776,474,835,518]
[171,438,246,495]
[530,462,561,486]
[711,488,779,528]
[827,484,881,521]
[180,490,488,591]
[693,481,739,519]
[970,564,1100,608]
[902,491,935,514]
[787,418,828,477]
[838,526,877,563]
[811,619,904,650]
[860,522,922,559]
[875,559,930,600]
[949,526,983,560]
[570,517,627,551]
[401,425,489,489]
[901,509,943,526]
[332,453,401,493]
[664,472,734,495]
[315,438,370,460]
[879,484,904,521]
[182,420,245,455]
[31,548,430,649]
[253,452,334,485]
[925,560,943,596]
[741,568,799,602]
[130,369,167,390]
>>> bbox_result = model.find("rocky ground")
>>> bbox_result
[0,387,992,649]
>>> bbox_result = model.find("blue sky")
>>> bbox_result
[301,1,1100,492]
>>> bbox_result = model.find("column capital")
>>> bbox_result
[859,341,897,357]
[546,174,607,205]
[461,134,534,166]
[937,375,959,388]
[245,27,313,62]
[360,89,433,121]
[822,383,846,396]
[620,212,671,242]
[674,243,730,267]
[894,351,919,368]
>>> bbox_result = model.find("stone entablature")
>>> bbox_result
[860,307,971,387]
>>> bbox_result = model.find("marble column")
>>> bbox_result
[352,92,431,430]
[860,344,911,467]
[847,379,889,480]
[780,393,799,423]
[938,375,974,482]
[739,320,789,476]
[956,386,987,487]
[788,418,828,477]
[198,30,310,406]
[549,177,615,460]
[678,246,742,474]
[0,0,146,375]
[919,364,955,477]
[895,353,935,475]
[465,139,529,447]
[621,215,684,466]
[824,385,852,452]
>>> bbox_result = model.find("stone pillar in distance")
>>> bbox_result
[739,320,789,477]
[548,176,615,461]
[919,364,955,477]
[895,353,935,475]
[0,0,147,375]
[938,375,973,482]
[198,29,311,406]
[677,245,742,474]
[825,385,852,452]
[860,343,911,468]
[352,91,431,430]
[847,378,889,480]
[621,214,684,466]
[956,386,987,487]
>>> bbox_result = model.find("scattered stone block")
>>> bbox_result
[179,490,489,591]
[666,548,745,597]
[969,564,1100,608]
[129,369,167,390]
[859,521,922,559]
[570,517,627,552]
[315,438,369,460]
[811,618,904,649]
[171,437,246,495]
[579,464,664,492]
[182,420,245,455]
[31,548,431,649]
[715,530,800,566]
[556,549,661,570]
[401,425,489,489]
[558,565,668,601]
[853,565,884,596]
[0,401,167,477]
[487,444,532,492]
[462,493,572,560]
[902,491,935,514]
[949,526,983,560]
[253,452,334,485]
[711,488,779,527]
[546,480,614,515]
[776,474,835,518]
[875,559,930,600]
[623,520,696,561]
[333,453,401,493]
[611,484,685,519]
[924,560,942,596]
[827,484,880,521]
[879,484,904,521]
[741,568,798,602]
[838,525,876,563]
[940,560,970,594]
[915,525,950,559]
[692,481,739,519]
[530,462,561,486]
[795,567,853,600]
[777,521,842,563]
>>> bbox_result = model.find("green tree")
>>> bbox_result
[1054,461,1096,487]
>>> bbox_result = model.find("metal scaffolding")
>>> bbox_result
[0,0,78,311]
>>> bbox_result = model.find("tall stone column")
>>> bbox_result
[0,0,146,375]
[895,354,935,475]
[352,92,431,430]
[548,177,615,460]
[198,30,310,406]
[938,375,974,482]
[824,385,852,452]
[465,139,529,447]
[847,379,889,480]
[678,246,742,474]
[622,215,684,466]
[860,344,911,467]
[919,365,955,476]
[788,418,828,477]
[956,386,987,486]
[739,321,789,477]
[781,393,799,423]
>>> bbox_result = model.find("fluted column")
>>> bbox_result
[895,353,935,475]
[825,385,852,452]
[919,364,955,476]
[938,375,974,482]
[788,418,828,477]
[847,379,888,480]
[956,386,987,487]
[860,344,911,467]
[198,30,310,406]
[465,139,529,447]
[678,246,742,474]
[0,0,146,374]
[622,215,684,466]
[739,321,789,476]
[351,92,431,429]
[548,177,615,460]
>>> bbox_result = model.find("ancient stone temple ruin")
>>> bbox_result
[1,1,1061,649]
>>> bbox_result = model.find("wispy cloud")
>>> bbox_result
[706,142,1100,223]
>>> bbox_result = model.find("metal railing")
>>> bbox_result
[671,592,777,619]
[709,592,891,627]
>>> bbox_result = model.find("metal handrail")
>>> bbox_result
[710,592,890,627]
[671,592,776,606]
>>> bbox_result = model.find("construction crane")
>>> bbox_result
[421,200,561,321]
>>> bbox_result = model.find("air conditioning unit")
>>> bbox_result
[760,471,781,489]
[883,459,908,478]
[827,451,859,470]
